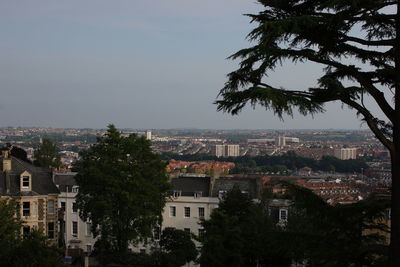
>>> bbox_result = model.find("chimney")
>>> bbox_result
[2,149,11,171]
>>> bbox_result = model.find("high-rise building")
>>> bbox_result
[146,130,152,140]
[275,136,286,147]
[333,148,357,160]
[214,145,225,157]
[214,144,240,157]
[225,145,240,157]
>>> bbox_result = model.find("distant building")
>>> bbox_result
[284,137,300,143]
[275,136,286,147]
[334,148,357,160]
[214,145,225,157]
[247,138,274,143]
[225,145,240,157]
[214,144,240,157]
[146,130,152,141]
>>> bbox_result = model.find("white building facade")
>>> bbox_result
[54,173,97,254]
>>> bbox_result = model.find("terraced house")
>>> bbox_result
[0,147,59,244]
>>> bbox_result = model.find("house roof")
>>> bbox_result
[53,172,78,192]
[0,156,59,196]
[211,177,261,199]
[170,176,210,197]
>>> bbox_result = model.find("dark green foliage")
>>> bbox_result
[199,185,290,267]
[0,200,64,267]
[10,145,31,163]
[215,2,400,264]
[93,228,197,267]
[199,183,389,266]
[158,228,198,267]
[10,230,64,267]
[319,155,368,173]
[164,151,368,174]
[33,138,61,168]
[75,125,171,254]
[0,199,22,266]
[281,182,389,266]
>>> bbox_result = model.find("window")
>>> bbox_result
[23,202,30,217]
[169,206,176,217]
[184,207,190,218]
[153,226,161,241]
[22,176,30,188]
[72,186,79,193]
[184,228,190,233]
[198,207,205,219]
[48,222,55,239]
[194,191,202,198]
[48,200,55,214]
[23,226,30,237]
[173,190,181,198]
[60,201,66,211]
[279,209,288,222]
[72,202,78,213]
[72,221,78,237]
[198,228,205,239]
[86,244,92,253]
[86,222,92,236]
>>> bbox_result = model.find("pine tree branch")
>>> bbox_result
[277,48,395,123]
[343,36,395,46]
[341,98,394,152]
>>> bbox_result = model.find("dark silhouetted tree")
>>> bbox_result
[158,228,198,267]
[216,1,399,265]
[34,138,61,168]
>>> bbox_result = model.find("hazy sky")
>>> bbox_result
[0,0,383,129]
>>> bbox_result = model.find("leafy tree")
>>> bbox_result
[199,209,244,267]
[158,228,198,267]
[10,230,64,267]
[33,138,61,168]
[281,182,389,267]
[0,200,64,267]
[199,185,289,267]
[75,125,171,256]
[216,1,399,265]
[0,199,21,266]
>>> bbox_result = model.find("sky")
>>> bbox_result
[0,0,384,130]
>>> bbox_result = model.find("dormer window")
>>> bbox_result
[173,190,181,198]
[20,171,32,191]
[194,191,202,198]
[22,176,30,187]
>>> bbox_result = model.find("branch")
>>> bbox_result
[341,98,394,152]
[343,36,395,46]
[279,49,395,123]
[353,76,395,123]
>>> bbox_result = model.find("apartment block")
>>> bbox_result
[214,144,240,157]
[333,148,357,160]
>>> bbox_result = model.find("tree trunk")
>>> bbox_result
[390,150,400,267]
[390,2,400,266]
